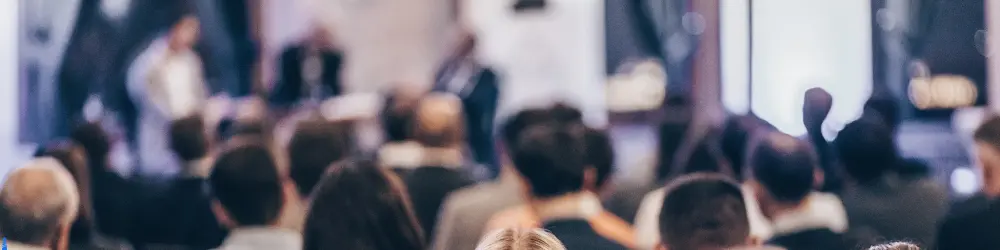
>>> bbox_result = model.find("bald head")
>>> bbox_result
[802,88,833,132]
[413,93,465,148]
[0,158,79,245]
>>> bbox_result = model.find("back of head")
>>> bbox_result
[288,119,354,197]
[721,115,764,180]
[69,122,111,170]
[0,159,80,246]
[209,142,284,226]
[413,94,465,148]
[170,115,210,162]
[659,174,750,250]
[501,104,584,151]
[384,94,418,143]
[476,228,567,250]
[868,242,921,250]
[974,115,1000,151]
[583,128,615,190]
[304,159,425,250]
[864,98,901,131]
[749,132,816,203]
[833,119,897,183]
[674,138,731,178]
[512,123,589,198]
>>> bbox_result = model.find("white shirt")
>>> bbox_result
[127,38,209,175]
[5,241,49,250]
[214,227,303,250]
[314,0,462,93]
[467,0,608,128]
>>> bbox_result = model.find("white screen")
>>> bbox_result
[749,0,873,137]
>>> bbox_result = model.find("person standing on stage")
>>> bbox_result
[127,15,209,175]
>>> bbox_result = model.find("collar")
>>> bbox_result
[181,157,214,178]
[533,191,604,222]
[769,193,848,236]
[220,226,302,249]
[379,141,424,169]
[5,241,50,250]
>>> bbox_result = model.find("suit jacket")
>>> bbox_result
[393,166,476,242]
[543,219,628,250]
[768,229,854,250]
[129,176,228,249]
[269,46,342,106]
[841,173,949,247]
[936,194,1000,250]
[92,169,136,239]
[431,175,523,250]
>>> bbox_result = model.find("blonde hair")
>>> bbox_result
[476,228,567,250]
[868,242,921,250]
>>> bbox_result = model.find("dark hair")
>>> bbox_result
[833,119,897,184]
[169,115,210,162]
[209,142,284,226]
[512,124,589,198]
[974,116,1000,149]
[864,98,901,131]
[384,96,417,142]
[749,132,816,203]
[288,119,354,196]
[659,174,749,250]
[40,142,95,243]
[70,122,111,171]
[720,116,762,180]
[583,128,615,189]
[674,138,731,177]
[501,109,554,147]
[656,110,692,181]
[228,119,271,142]
[512,0,547,12]
[303,159,425,250]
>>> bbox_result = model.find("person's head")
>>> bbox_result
[720,115,766,181]
[511,123,592,199]
[475,228,567,250]
[384,94,418,143]
[973,115,1000,197]
[833,119,897,184]
[288,119,354,197]
[674,137,732,178]
[656,120,692,181]
[802,88,833,133]
[499,105,583,158]
[303,159,425,250]
[659,174,751,250]
[169,15,200,50]
[170,115,211,162]
[868,242,921,250]
[413,94,465,148]
[583,128,615,191]
[0,159,80,248]
[69,122,111,170]
[748,132,817,219]
[209,142,291,228]
[40,143,93,231]
[864,98,901,133]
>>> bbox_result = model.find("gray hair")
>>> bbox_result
[476,228,567,250]
[0,158,80,245]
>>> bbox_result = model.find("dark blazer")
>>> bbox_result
[92,169,136,239]
[543,219,628,250]
[393,166,475,242]
[768,228,855,250]
[841,174,949,247]
[936,194,1000,250]
[269,46,342,106]
[129,177,228,249]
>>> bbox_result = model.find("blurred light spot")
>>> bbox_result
[875,8,896,32]
[975,30,991,57]
[951,167,979,195]
[666,33,691,63]
[908,75,978,110]
[682,12,706,35]
[100,0,131,20]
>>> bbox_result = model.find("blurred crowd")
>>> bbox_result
[9,0,1000,250]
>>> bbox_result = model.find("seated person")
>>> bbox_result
[658,174,758,250]
[508,123,627,250]
[936,116,1000,250]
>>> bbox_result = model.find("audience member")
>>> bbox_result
[0,159,80,250]
[70,123,135,239]
[749,131,853,250]
[209,142,301,250]
[835,119,948,247]
[269,26,343,106]
[870,242,921,250]
[302,159,425,250]
[509,123,627,250]
[395,94,476,242]
[39,143,101,248]
[431,108,559,250]
[475,228,567,250]
[658,174,754,250]
[287,119,354,197]
[131,115,228,249]
[801,88,842,192]
[936,115,1000,250]
[485,127,635,248]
